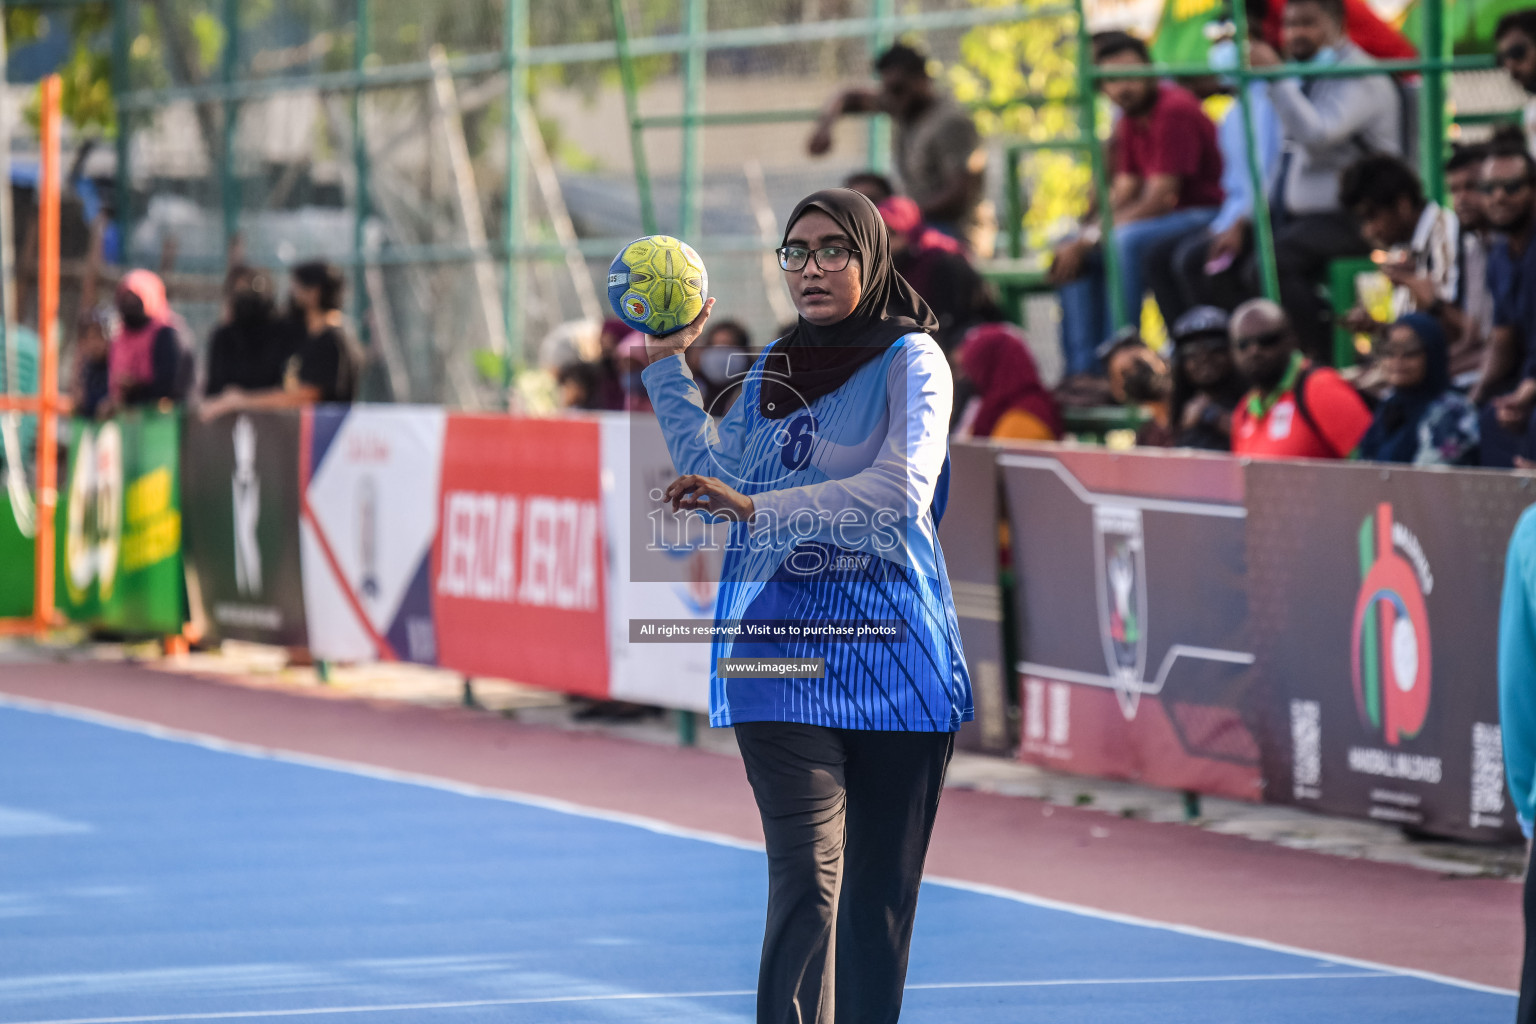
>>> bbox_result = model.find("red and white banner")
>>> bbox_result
[431,415,610,696]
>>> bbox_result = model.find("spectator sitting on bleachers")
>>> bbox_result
[71,306,113,421]
[1243,0,1402,364]
[808,43,990,253]
[108,269,193,412]
[1445,144,1494,388]
[1337,155,1459,344]
[1253,0,1417,61]
[1146,0,1282,323]
[878,195,992,354]
[1229,298,1372,459]
[556,359,604,412]
[1357,314,1478,466]
[953,321,1061,441]
[1164,306,1246,451]
[205,265,289,400]
[1494,10,1536,159]
[1097,327,1175,444]
[686,318,752,415]
[1049,31,1224,381]
[1473,144,1536,467]
[842,171,895,206]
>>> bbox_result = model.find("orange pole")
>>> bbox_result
[32,76,61,632]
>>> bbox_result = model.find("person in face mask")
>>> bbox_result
[685,318,753,416]
[108,269,192,411]
[204,265,290,400]
[1242,0,1403,364]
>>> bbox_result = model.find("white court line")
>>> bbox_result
[0,693,1516,1004]
[0,974,1400,1024]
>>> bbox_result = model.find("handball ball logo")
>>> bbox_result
[1350,503,1432,746]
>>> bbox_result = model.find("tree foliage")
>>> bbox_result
[950,0,1092,255]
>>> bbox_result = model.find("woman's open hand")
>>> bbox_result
[645,297,715,364]
[661,473,754,523]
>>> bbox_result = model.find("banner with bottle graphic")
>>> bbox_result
[54,410,184,635]
[1245,461,1527,842]
[298,406,447,665]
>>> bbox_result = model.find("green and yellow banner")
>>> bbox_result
[54,410,184,635]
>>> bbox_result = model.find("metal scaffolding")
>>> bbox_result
[5,0,1514,407]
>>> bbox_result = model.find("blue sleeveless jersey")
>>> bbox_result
[641,333,973,732]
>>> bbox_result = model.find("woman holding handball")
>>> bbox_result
[636,189,972,1024]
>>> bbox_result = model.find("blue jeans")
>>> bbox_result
[1058,207,1219,377]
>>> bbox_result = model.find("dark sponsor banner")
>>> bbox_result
[940,441,1010,754]
[183,413,308,647]
[1246,461,1527,841]
[56,411,184,635]
[1000,446,1262,801]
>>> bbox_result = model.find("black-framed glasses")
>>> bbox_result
[1377,344,1426,360]
[776,245,859,273]
[1232,330,1287,353]
[1480,176,1533,196]
[1498,41,1531,65]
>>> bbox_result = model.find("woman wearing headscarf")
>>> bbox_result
[205,265,289,399]
[640,188,972,1024]
[1358,312,1479,466]
[109,269,191,409]
[954,321,1061,440]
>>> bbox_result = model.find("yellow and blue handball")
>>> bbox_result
[607,235,709,336]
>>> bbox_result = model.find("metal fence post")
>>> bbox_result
[612,0,660,235]
[112,0,131,262]
[220,0,240,252]
[867,0,893,173]
[505,0,529,382]
[1418,0,1447,205]
[351,0,371,347]
[1074,0,1126,333]
[1231,0,1280,303]
[680,0,705,241]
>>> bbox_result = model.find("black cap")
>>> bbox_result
[1094,324,1145,363]
[1170,305,1231,344]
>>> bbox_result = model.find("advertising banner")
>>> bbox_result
[1246,461,1528,841]
[0,493,34,619]
[299,406,446,664]
[601,413,721,713]
[432,415,609,696]
[55,411,184,635]
[1001,447,1262,801]
[939,441,1010,754]
[183,413,308,647]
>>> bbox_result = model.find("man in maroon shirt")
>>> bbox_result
[1050,32,1225,378]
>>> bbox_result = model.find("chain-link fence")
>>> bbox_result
[108,0,1083,406]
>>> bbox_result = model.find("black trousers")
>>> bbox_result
[735,721,955,1024]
